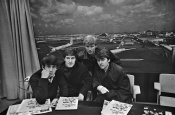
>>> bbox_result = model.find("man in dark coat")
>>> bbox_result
[29,54,65,104]
[59,48,92,101]
[93,47,133,103]
[78,35,121,76]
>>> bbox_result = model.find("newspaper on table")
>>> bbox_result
[101,100,133,115]
[6,104,21,115]
[16,98,52,114]
[55,97,78,110]
[101,100,110,115]
[143,106,172,115]
[102,100,110,110]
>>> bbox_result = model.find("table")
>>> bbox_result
[41,101,175,115]
[53,102,175,115]
[4,101,174,115]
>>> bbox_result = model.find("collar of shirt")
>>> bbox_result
[48,74,55,83]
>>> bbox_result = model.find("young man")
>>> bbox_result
[29,54,64,104]
[59,48,92,101]
[93,47,133,103]
[78,35,121,76]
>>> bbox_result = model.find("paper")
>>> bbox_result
[102,100,110,110]
[101,100,110,115]
[6,104,20,115]
[165,111,172,115]
[143,106,165,115]
[6,104,32,115]
[16,98,52,114]
[55,97,78,110]
[101,100,133,115]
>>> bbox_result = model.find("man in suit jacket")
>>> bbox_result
[59,47,92,101]
[29,54,64,104]
[93,47,132,103]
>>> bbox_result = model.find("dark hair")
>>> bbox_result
[95,47,110,60]
[62,47,77,58]
[41,54,59,67]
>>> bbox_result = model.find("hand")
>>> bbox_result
[78,93,84,101]
[51,98,58,107]
[41,69,50,78]
[101,87,109,94]
[97,85,109,94]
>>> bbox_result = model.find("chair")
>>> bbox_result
[24,76,33,99]
[86,74,141,102]
[127,74,141,102]
[154,74,175,107]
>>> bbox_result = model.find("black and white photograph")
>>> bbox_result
[1,0,175,115]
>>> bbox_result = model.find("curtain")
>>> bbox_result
[0,0,40,100]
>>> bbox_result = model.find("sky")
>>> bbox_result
[29,0,175,36]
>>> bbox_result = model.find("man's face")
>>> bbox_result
[64,56,76,68]
[44,65,57,77]
[97,57,110,70]
[85,44,96,55]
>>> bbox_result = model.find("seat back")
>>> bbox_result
[127,74,141,102]
[159,74,175,107]
[127,74,134,93]
[160,96,175,107]
[160,74,175,94]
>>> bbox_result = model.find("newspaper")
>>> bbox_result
[101,100,133,115]
[16,98,52,114]
[55,97,78,110]
[6,104,21,115]
[102,100,110,110]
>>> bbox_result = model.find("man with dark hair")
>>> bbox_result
[93,47,132,103]
[78,35,121,76]
[59,47,92,101]
[29,54,64,104]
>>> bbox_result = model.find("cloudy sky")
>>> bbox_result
[29,0,175,36]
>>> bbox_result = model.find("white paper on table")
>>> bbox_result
[101,100,133,115]
[101,100,110,115]
[165,111,172,115]
[55,97,78,110]
[6,104,20,115]
[16,98,52,114]
[102,100,110,110]
[32,107,52,114]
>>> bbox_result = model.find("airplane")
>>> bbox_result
[49,37,74,53]
[111,48,136,54]
[111,48,144,61]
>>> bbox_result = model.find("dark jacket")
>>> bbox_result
[78,47,121,75]
[59,62,92,97]
[29,69,65,104]
[77,50,96,75]
[93,62,132,103]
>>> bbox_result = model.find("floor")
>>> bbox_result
[0,98,19,114]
